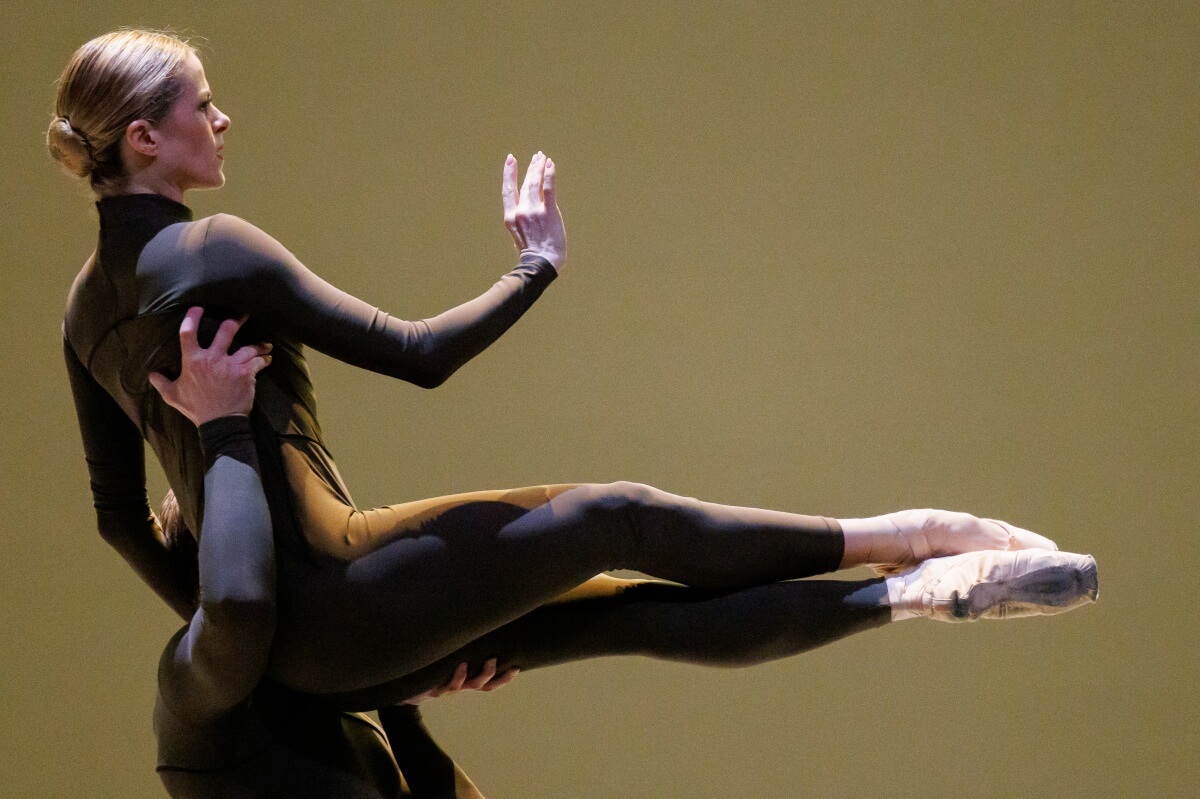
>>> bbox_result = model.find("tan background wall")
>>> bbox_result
[2,2,1196,796]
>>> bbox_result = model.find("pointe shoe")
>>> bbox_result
[983,518,1058,551]
[868,510,1060,578]
[886,548,1099,622]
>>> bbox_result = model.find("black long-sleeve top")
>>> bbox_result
[63,192,556,618]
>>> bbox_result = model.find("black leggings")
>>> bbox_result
[301,574,892,711]
[269,479,887,705]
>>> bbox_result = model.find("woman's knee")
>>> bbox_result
[576,481,663,518]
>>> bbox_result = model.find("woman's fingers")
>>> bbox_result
[543,158,556,208]
[507,150,555,212]
[503,151,564,270]
[502,154,519,216]
[520,151,546,207]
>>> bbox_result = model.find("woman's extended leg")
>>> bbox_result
[272,479,850,692]
[274,459,1085,696]
[381,545,1097,710]
[274,574,894,711]
[283,541,1098,713]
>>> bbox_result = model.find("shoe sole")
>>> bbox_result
[947,557,1099,620]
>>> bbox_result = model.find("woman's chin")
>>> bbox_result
[196,173,226,191]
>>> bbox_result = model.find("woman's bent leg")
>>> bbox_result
[300,575,892,711]
[272,481,845,693]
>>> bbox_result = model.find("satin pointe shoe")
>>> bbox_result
[886,548,1099,622]
[869,510,1060,578]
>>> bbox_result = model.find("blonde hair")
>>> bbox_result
[47,29,197,195]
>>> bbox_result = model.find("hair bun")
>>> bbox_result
[46,116,95,178]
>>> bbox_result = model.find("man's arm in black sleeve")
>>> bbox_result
[157,414,275,724]
[378,704,489,799]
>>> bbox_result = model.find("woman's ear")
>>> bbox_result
[125,118,158,157]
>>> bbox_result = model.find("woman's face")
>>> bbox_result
[151,52,230,192]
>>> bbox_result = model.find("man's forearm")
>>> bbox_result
[378,705,487,799]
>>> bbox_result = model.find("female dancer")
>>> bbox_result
[51,29,1097,712]
[147,309,880,797]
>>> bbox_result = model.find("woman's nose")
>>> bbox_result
[214,108,231,132]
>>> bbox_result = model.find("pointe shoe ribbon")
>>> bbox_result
[867,515,930,578]
[982,518,1059,553]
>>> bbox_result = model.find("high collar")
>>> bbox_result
[95,192,194,226]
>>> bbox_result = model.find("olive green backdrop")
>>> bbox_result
[1,2,1196,797]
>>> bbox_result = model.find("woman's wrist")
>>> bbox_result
[519,250,561,277]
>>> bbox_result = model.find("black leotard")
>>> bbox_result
[64,192,558,616]
[66,192,851,703]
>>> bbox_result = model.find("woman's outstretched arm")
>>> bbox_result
[198,153,565,388]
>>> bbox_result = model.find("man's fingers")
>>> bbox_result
[446,661,469,692]
[147,372,173,400]
[178,307,204,355]
[210,315,245,355]
[247,354,272,375]
[465,658,498,689]
[402,689,435,705]
[501,154,519,215]
[231,342,272,364]
[520,151,546,206]
[481,668,519,691]
[543,158,556,208]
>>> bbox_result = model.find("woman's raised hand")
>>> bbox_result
[502,151,566,273]
[148,306,273,426]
